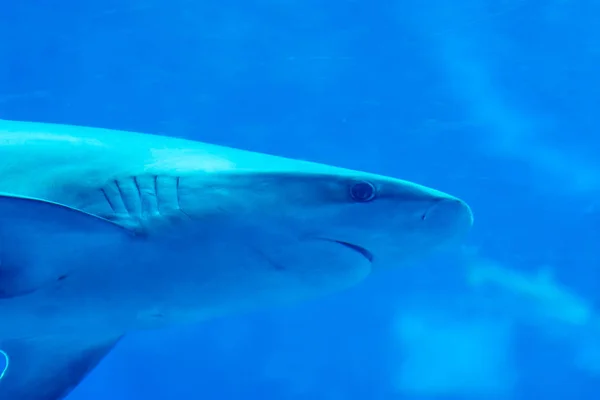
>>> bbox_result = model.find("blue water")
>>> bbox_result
[2,0,600,399]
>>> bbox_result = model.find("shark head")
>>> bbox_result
[0,120,474,326]
[173,169,473,307]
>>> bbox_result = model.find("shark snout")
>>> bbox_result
[422,196,474,240]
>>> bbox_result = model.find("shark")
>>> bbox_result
[0,119,473,400]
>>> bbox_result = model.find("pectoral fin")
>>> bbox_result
[0,193,131,298]
[0,335,123,400]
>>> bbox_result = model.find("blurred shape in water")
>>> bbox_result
[391,310,516,397]
[398,0,600,196]
[467,254,592,327]
[465,250,600,376]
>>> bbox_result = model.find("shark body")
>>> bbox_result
[0,119,473,399]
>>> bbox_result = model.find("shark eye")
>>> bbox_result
[349,181,376,202]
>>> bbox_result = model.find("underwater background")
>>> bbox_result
[1,0,600,399]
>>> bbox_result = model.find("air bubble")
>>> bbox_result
[0,349,8,380]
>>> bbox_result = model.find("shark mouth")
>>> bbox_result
[331,240,374,263]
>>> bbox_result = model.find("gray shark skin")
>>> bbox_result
[0,119,473,400]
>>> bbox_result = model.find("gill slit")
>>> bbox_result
[101,188,116,213]
[176,176,191,219]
